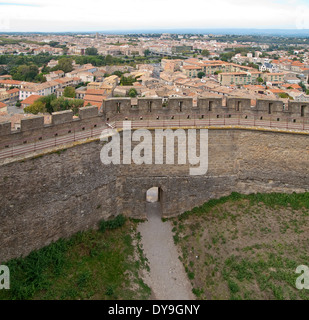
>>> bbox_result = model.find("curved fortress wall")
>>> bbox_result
[103,97,309,120]
[1,98,309,150]
[1,127,309,262]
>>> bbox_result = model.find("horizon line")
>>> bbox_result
[0,28,309,34]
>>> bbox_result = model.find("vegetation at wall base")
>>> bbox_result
[0,215,150,300]
[172,192,309,300]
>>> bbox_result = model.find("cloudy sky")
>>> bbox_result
[0,0,309,32]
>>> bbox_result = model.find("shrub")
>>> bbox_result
[99,215,126,233]
[228,280,240,294]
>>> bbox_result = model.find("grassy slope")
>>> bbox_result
[171,192,309,300]
[2,192,309,300]
[0,217,150,300]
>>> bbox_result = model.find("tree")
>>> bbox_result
[15,101,21,107]
[201,49,210,57]
[41,65,51,74]
[63,86,76,98]
[48,96,84,114]
[24,101,46,114]
[105,55,113,65]
[11,64,39,82]
[113,71,124,77]
[49,41,60,47]
[120,76,136,86]
[144,49,150,57]
[39,94,57,114]
[248,63,259,70]
[128,88,138,98]
[300,82,306,92]
[51,96,70,112]
[0,65,7,75]
[219,52,234,62]
[257,77,264,83]
[34,73,47,83]
[85,47,98,56]
[197,72,205,79]
[306,89,309,95]
[56,57,73,73]
[69,99,84,115]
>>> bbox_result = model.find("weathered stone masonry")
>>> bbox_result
[1,127,309,262]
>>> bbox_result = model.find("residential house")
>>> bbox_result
[0,101,7,113]
[259,63,279,73]
[87,82,113,95]
[285,73,301,84]
[19,81,60,100]
[21,95,41,109]
[262,73,285,86]
[54,77,81,89]
[0,88,19,104]
[46,70,65,82]
[75,87,87,100]
[288,91,309,102]
[219,71,262,86]
[0,75,12,80]
[282,83,301,90]
[83,89,107,109]
[0,80,23,89]
[103,75,119,88]
[182,65,202,78]
[47,59,58,68]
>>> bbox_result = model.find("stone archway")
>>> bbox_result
[146,187,161,203]
[145,186,164,217]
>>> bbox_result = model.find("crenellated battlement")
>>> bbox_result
[1,97,309,153]
[0,106,104,150]
[102,97,309,120]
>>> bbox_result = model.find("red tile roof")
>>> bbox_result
[84,94,106,102]
[282,84,301,89]
[6,88,19,94]
[0,79,22,85]
[86,89,106,96]
[21,95,41,105]
[269,89,286,93]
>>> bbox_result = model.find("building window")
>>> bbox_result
[179,101,183,112]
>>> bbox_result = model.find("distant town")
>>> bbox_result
[0,32,308,127]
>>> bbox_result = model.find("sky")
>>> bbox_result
[0,0,309,32]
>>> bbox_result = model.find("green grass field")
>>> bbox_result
[2,192,309,300]
[171,192,309,300]
[0,216,151,300]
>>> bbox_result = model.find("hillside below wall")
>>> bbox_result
[1,129,309,262]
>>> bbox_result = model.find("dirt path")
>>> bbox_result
[137,203,195,300]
